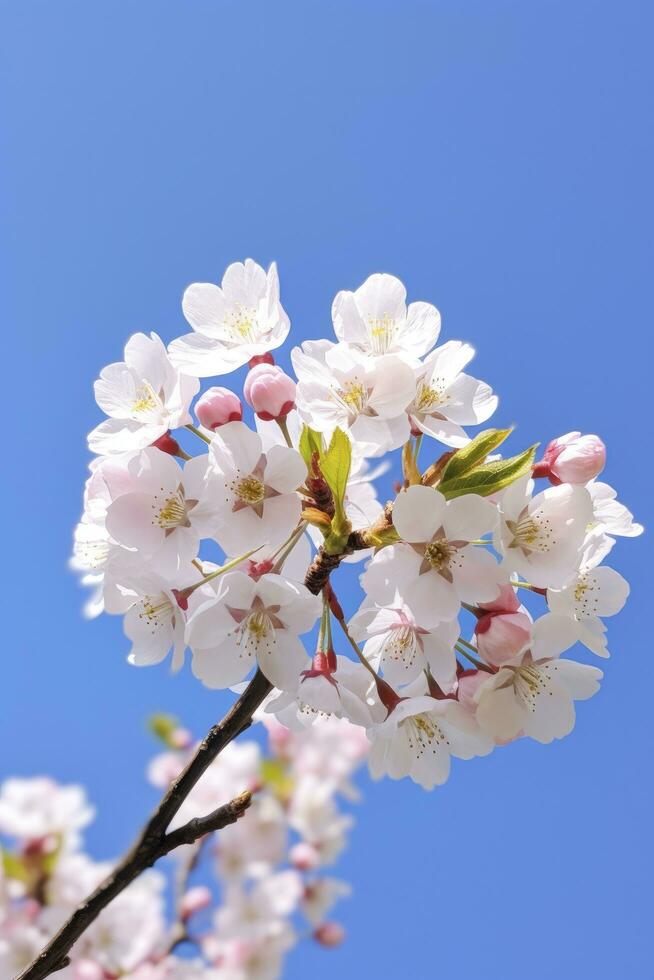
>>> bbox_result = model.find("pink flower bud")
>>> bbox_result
[533,431,606,485]
[195,387,243,430]
[72,961,106,980]
[243,364,296,421]
[479,583,520,615]
[290,841,321,871]
[456,669,491,711]
[180,885,212,920]
[150,431,182,457]
[475,611,531,667]
[169,726,193,749]
[314,922,346,947]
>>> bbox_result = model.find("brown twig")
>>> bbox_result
[18,533,370,980]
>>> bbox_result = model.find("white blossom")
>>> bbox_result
[187,571,321,691]
[169,259,290,377]
[496,476,593,589]
[88,332,199,455]
[367,695,493,789]
[206,421,305,556]
[292,340,415,456]
[408,341,497,447]
[331,272,441,360]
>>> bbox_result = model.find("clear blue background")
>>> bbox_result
[2,2,652,978]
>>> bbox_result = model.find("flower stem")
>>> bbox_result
[185,424,212,446]
[276,416,293,448]
[455,640,493,673]
[271,522,308,572]
[332,603,380,683]
[183,546,263,595]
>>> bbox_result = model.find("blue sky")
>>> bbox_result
[2,1,652,977]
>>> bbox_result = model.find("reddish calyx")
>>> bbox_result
[151,431,182,457]
[301,648,338,685]
[248,352,275,368]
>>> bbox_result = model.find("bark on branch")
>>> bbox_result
[17,536,368,980]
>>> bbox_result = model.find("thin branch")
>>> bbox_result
[16,676,269,980]
[18,536,364,980]
[162,791,252,852]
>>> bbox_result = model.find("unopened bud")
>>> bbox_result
[479,583,520,615]
[314,922,346,947]
[151,431,182,457]
[533,431,605,485]
[244,363,296,421]
[290,841,320,871]
[195,387,243,430]
[72,961,106,980]
[457,669,491,711]
[180,885,212,920]
[475,611,531,667]
[169,726,193,749]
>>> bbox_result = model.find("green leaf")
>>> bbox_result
[148,713,180,746]
[440,428,513,482]
[439,444,538,499]
[319,428,352,516]
[298,425,324,469]
[2,851,28,883]
[260,759,294,801]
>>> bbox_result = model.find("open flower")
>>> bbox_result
[88,332,199,455]
[496,476,593,589]
[267,654,373,730]
[331,272,441,360]
[474,614,602,743]
[117,571,214,671]
[0,779,94,852]
[292,341,416,456]
[587,480,644,550]
[207,421,306,555]
[349,599,459,687]
[367,695,493,789]
[371,484,500,621]
[407,341,497,447]
[104,449,218,578]
[187,571,321,691]
[546,536,630,658]
[168,259,290,377]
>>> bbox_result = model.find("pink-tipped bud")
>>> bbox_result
[314,922,346,948]
[151,431,182,457]
[456,670,491,712]
[72,961,106,980]
[248,352,275,368]
[195,387,243,430]
[533,431,606,485]
[180,885,212,920]
[475,611,531,667]
[169,726,193,749]
[290,841,321,871]
[479,583,521,615]
[244,363,296,421]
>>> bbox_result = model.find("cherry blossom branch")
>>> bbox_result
[20,532,372,980]
[16,679,267,980]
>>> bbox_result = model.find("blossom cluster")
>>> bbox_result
[0,714,367,978]
[73,257,642,791]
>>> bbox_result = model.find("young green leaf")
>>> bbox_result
[319,428,352,514]
[439,444,537,499]
[298,425,324,469]
[440,428,513,482]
